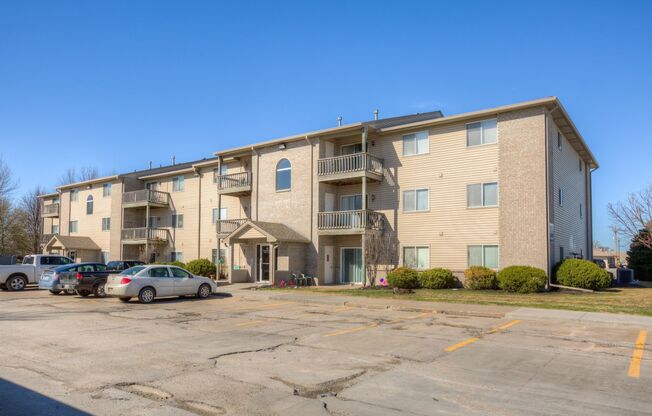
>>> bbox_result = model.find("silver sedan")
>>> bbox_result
[105,265,217,304]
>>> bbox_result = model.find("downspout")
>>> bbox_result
[544,110,551,288]
[305,136,314,251]
[253,147,259,221]
[197,167,202,260]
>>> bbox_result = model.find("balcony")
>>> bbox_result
[42,203,60,218]
[216,219,248,237]
[216,172,252,196]
[122,190,170,208]
[121,228,169,244]
[317,210,385,235]
[317,153,383,185]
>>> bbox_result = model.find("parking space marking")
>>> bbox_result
[628,330,647,378]
[445,319,521,352]
[323,312,434,337]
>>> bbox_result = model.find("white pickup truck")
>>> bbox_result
[0,255,73,291]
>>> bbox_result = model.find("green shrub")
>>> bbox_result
[186,258,217,277]
[556,259,612,290]
[418,268,455,289]
[498,266,547,293]
[387,267,419,289]
[463,266,497,290]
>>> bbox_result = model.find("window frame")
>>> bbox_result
[558,187,564,206]
[467,245,499,268]
[86,195,94,215]
[172,175,185,192]
[70,189,78,202]
[51,224,59,234]
[466,118,498,147]
[101,217,111,231]
[172,214,184,229]
[102,183,112,197]
[557,131,563,150]
[402,188,430,213]
[275,159,292,192]
[402,130,429,157]
[467,182,499,208]
[69,220,78,233]
[402,246,430,270]
[170,252,184,263]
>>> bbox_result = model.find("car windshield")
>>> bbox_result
[122,266,146,276]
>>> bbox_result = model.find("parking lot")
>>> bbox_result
[1,288,651,416]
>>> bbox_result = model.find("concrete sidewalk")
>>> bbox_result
[220,284,652,328]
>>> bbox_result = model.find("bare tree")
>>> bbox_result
[20,186,45,254]
[0,156,18,199]
[0,199,26,255]
[608,184,652,250]
[58,168,78,186]
[364,220,400,286]
[58,166,99,185]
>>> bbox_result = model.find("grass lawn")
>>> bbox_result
[266,286,652,316]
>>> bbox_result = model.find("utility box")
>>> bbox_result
[616,268,635,285]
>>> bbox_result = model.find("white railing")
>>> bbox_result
[216,219,248,235]
[121,227,169,242]
[122,189,169,205]
[42,203,60,216]
[317,210,384,230]
[217,172,251,191]
[317,153,383,177]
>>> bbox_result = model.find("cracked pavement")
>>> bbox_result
[1,287,651,415]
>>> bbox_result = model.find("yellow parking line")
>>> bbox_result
[324,312,433,337]
[445,320,521,353]
[628,330,647,378]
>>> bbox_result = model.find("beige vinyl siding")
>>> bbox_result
[373,121,499,272]
[550,120,588,262]
[67,181,114,255]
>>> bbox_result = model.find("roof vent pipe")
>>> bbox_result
[374,109,379,120]
[337,115,342,127]
[172,155,176,165]
[148,161,152,169]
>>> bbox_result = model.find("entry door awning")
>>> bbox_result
[44,235,101,251]
[225,220,309,245]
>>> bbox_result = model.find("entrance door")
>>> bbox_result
[341,248,362,284]
[324,246,334,284]
[256,244,271,282]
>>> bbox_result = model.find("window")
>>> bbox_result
[68,250,77,261]
[172,214,184,229]
[579,160,583,172]
[276,159,291,191]
[51,224,59,234]
[86,195,93,214]
[148,216,159,228]
[212,249,218,264]
[172,176,185,192]
[341,194,363,211]
[468,245,499,268]
[101,252,110,264]
[148,267,170,278]
[403,189,429,212]
[102,217,111,231]
[402,131,429,156]
[557,132,563,150]
[212,208,227,223]
[171,252,183,262]
[70,189,78,202]
[341,143,363,155]
[213,164,228,183]
[171,267,191,278]
[69,221,78,233]
[403,246,429,269]
[559,246,564,261]
[580,203,583,219]
[146,181,159,191]
[103,183,112,197]
[558,187,563,206]
[466,119,497,147]
[467,182,498,207]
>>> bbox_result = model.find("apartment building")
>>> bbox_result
[40,97,597,285]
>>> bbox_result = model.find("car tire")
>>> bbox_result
[77,290,91,297]
[93,284,107,298]
[138,287,156,304]
[6,276,27,291]
[0,283,7,290]
[119,297,131,303]
[197,283,211,299]
[65,289,76,295]
[49,289,61,295]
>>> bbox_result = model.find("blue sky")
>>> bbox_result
[1,1,650,249]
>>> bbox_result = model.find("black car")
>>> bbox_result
[106,260,146,272]
[58,263,117,297]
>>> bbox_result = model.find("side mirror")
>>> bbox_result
[189,274,195,278]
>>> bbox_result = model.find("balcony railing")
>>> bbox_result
[122,189,169,206]
[216,172,252,193]
[42,203,60,217]
[317,210,384,231]
[121,227,169,243]
[317,152,383,177]
[216,219,248,236]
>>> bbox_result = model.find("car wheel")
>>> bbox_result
[6,276,27,291]
[77,290,91,297]
[93,284,107,298]
[65,289,76,295]
[49,289,61,295]
[197,284,211,299]
[0,283,8,290]
[138,287,156,304]
[119,297,131,303]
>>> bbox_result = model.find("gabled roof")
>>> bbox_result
[225,220,309,245]
[45,235,101,251]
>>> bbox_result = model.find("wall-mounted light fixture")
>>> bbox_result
[371,194,376,201]
[278,143,287,150]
